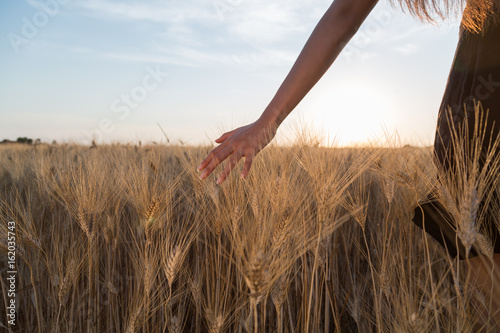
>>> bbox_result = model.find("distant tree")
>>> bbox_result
[17,137,33,144]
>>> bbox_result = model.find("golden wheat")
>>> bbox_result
[1,113,500,332]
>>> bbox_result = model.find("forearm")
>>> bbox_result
[260,0,379,127]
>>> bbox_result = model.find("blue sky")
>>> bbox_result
[0,0,462,146]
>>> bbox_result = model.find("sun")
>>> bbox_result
[299,79,396,147]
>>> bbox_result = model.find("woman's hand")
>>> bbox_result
[197,118,277,184]
[197,0,378,184]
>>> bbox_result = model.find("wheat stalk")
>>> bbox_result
[76,205,91,239]
[169,314,182,333]
[58,260,76,306]
[125,307,142,333]
[457,184,479,256]
[386,179,395,204]
[145,197,159,224]
[475,233,494,258]
[165,245,182,288]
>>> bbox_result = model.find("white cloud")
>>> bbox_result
[72,0,329,44]
[226,1,328,44]
[66,0,329,68]
[393,43,418,55]
[102,45,296,68]
[73,0,212,23]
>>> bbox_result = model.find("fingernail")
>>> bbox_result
[200,170,207,179]
[216,178,222,184]
[197,164,202,170]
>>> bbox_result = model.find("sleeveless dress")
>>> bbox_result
[412,8,500,259]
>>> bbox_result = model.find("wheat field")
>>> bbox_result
[1,121,499,332]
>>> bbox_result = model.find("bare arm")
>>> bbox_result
[198,0,379,184]
[259,0,379,127]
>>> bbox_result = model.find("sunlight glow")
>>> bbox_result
[300,80,396,147]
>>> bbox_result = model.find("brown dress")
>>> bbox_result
[412,9,500,259]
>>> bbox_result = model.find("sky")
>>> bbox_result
[0,0,463,146]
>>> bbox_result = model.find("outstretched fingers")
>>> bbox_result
[216,152,242,184]
[241,151,254,179]
[198,143,225,171]
[199,145,234,179]
[215,129,238,143]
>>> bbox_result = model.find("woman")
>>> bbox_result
[198,0,500,327]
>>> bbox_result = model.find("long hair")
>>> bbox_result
[393,0,498,33]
